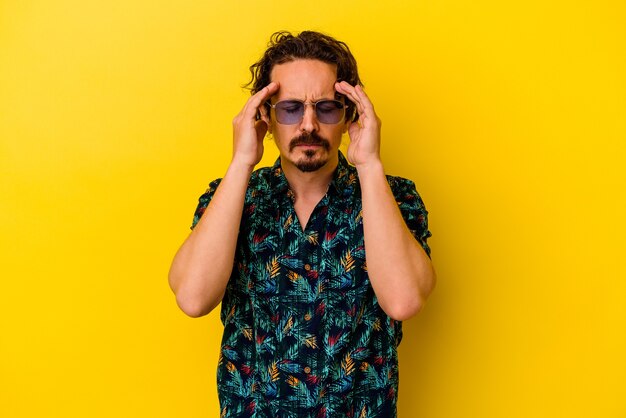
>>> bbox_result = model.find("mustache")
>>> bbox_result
[288,132,331,152]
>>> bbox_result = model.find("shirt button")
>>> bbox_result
[304,366,311,374]
[304,264,311,271]
[304,313,311,321]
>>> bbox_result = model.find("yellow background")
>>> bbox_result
[1,1,625,417]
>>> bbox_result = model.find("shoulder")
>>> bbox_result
[198,165,275,202]
[196,178,223,203]
[386,175,420,199]
[386,174,416,190]
[385,174,432,254]
[246,166,274,197]
[385,174,429,214]
[249,165,273,185]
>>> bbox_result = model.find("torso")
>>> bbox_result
[293,194,326,230]
[208,153,406,417]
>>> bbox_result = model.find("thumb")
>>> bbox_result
[348,122,360,140]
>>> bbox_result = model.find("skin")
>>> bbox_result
[168,59,436,320]
[262,59,348,228]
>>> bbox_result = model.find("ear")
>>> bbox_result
[259,105,272,133]
[267,116,273,134]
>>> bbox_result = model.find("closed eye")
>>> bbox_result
[317,101,342,113]
[278,101,303,113]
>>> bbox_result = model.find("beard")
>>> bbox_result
[288,132,331,172]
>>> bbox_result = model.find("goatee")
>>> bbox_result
[288,132,331,173]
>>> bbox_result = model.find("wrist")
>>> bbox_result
[355,158,384,175]
[228,158,256,176]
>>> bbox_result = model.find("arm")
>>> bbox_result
[358,163,436,321]
[335,81,436,321]
[168,82,279,317]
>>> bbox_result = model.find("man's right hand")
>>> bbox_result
[231,82,279,168]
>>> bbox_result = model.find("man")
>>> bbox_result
[169,30,436,417]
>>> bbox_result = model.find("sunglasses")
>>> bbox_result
[267,99,347,125]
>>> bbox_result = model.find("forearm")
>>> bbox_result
[358,161,436,321]
[168,160,253,317]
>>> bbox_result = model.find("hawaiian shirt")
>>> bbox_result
[190,151,431,418]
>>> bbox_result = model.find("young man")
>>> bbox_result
[169,31,436,417]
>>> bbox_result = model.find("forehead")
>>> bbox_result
[270,59,338,100]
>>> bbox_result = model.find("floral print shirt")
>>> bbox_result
[190,151,431,418]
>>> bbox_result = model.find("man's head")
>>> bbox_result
[247,31,362,172]
[247,31,362,124]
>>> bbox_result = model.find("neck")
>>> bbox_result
[281,153,339,201]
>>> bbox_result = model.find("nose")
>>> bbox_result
[299,103,319,133]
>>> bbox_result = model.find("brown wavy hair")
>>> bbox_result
[246,30,362,123]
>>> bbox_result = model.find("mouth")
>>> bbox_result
[295,143,323,148]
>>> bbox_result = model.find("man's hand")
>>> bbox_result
[231,82,279,168]
[335,81,382,168]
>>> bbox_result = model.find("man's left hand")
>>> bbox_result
[335,81,382,168]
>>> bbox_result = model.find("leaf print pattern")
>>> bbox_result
[190,151,431,417]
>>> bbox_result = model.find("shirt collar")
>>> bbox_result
[269,150,355,198]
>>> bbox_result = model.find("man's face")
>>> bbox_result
[267,59,348,173]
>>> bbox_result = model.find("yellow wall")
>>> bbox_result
[1,1,625,417]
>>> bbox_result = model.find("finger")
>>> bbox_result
[335,81,357,100]
[348,122,360,140]
[335,81,360,100]
[353,84,375,113]
[334,81,349,94]
[338,82,374,114]
[335,82,366,115]
[242,82,279,120]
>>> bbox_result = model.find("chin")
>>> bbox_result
[294,149,328,172]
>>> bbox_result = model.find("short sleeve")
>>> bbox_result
[190,178,223,230]
[388,176,432,258]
